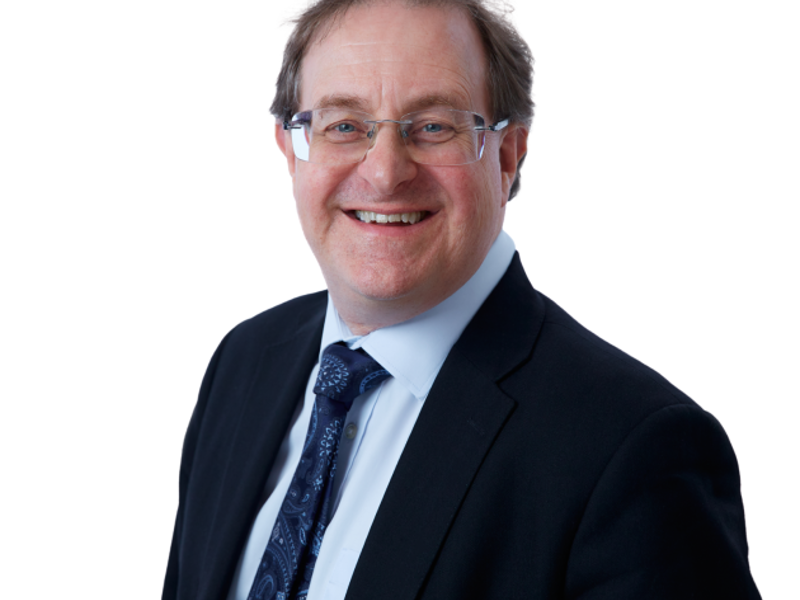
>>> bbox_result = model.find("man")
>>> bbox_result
[164,0,761,598]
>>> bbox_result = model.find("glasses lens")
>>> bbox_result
[290,109,372,164]
[402,109,483,165]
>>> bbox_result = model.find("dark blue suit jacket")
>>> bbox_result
[163,254,761,599]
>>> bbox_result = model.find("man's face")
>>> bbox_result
[278,2,524,330]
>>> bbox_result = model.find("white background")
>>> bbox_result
[1,0,797,597]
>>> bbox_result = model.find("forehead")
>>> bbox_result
[299,3,490,115]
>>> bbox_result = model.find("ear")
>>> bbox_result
[275,121,297,177]
[498,124,528,203]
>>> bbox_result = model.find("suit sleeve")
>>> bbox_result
[565,403,761,599]
[162,333,231,600]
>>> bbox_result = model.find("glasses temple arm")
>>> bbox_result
[475,118,510,132]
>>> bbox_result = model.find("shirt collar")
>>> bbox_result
[319,230,516,402]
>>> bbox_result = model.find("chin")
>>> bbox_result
[353,281,416,303]
[348,269,428,304]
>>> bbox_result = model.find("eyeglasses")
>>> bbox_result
[283,108,509,166]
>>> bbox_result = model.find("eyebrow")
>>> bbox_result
[312,93,471,114]
[313,95,370,112]
[403,94,469,113]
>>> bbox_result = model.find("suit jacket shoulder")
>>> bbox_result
[222,290,328,357]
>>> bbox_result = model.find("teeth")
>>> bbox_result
[355,210,425,225]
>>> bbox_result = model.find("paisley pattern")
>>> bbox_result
[315,353,349,398]
[247,343,391,600]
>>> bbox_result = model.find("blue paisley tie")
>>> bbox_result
[246,343,390,600]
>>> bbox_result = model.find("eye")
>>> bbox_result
[422,123,444,133]
[333,122,357,133]
[409,118,457,144]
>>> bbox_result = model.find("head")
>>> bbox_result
[272,0,534,199]
[273,0,533,334]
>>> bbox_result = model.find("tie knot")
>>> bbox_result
[314,343,390,409]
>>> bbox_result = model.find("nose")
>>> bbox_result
[356,121,418,196]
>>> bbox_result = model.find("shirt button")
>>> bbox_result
[344,423,358,440]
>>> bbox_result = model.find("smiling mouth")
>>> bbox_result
[354,210,428,225]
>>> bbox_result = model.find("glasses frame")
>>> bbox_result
[282,108,510,166]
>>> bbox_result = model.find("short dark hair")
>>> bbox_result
[270,0,534,200]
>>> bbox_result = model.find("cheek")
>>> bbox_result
[293,167,334,233]
[446,163,503,225]
[448,164,506,269]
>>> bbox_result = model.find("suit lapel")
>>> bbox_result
[199,302,325,600]
[347,255,545,600]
